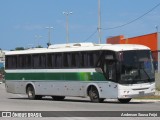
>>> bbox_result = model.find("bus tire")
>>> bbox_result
[52,96,65,101]
[26,85,42,100]
[88,86,103,103]
[118,98,132,103]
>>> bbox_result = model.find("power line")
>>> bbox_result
[103,2,160,30]
[83,2,160,42]
[83,29,98,42]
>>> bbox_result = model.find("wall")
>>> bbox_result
[107,33,158,51]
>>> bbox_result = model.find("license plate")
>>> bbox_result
[139,91,145,95]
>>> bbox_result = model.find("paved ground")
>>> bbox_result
[0,83,160,120]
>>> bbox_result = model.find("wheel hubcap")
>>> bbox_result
[90,91,98,99]
[28,91,33,97]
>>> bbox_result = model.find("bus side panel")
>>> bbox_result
[34,81,119,98]
[34,81,66,96]
[96,82,118,99]
[5,80,87,97]
[5,81,16,93]
[5,81,26,94]
[34,81,86,97]
[5,80,119,99]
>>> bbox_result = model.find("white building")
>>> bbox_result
[0,50,5,68]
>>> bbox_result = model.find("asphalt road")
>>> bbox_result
[0,83,160,120]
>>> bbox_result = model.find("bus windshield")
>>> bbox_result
[119,50,155,84]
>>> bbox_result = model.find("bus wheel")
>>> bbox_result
[118,98,132,103]
[88,86,102,103]
[52,96,65,101]
[27,85,36,100]
[26,85,42,100]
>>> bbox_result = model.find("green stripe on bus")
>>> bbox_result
[5,72,106,81]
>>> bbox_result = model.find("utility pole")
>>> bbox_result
[155,25,160,73]
[46,26,54,47]
[63,11,73,44]
[98,0,102,44]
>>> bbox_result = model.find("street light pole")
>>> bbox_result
[46,26,53,46]
[63,11,72,44]
[98,0,102,44]
[155,25,159,72]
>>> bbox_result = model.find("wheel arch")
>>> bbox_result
[86,83,101,97]
[26,82,35,94]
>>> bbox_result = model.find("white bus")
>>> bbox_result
[5,43,155,103]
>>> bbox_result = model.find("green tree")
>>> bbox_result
[35,45,43,48]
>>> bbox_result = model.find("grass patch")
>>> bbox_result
[156,86,160,91]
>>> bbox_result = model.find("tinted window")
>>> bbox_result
[32,54,46,69]
[55,53,62,68]
[6,51,102,69]
[71,52,79,68]
[47,53,54,68]
[6,55,17,69]
[63,53,71,68]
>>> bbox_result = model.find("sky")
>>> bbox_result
[0,0,160,50]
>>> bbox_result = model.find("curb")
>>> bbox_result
[132,99,160,102]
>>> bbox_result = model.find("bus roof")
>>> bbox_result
[5,43,150,55]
